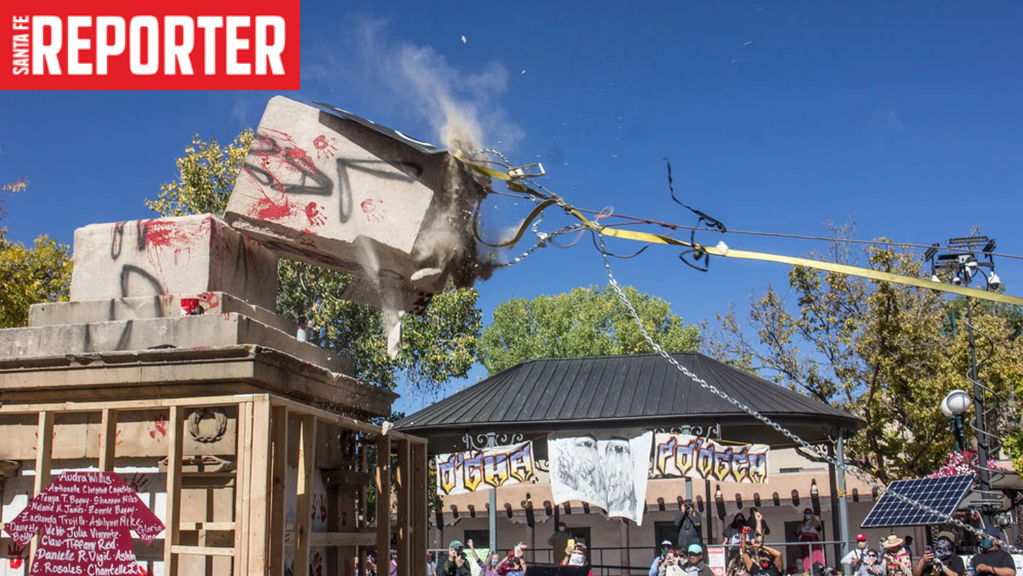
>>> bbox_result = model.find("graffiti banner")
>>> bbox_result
[435,441,535,495]
[548,430,653,525]
[652,434,769,484]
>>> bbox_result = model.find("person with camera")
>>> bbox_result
[675,500,703,550]
[842,534,870,574]
[912,532,964,576]
[435,540,471,576]
[652,540,677,576]
[855,549,886,576]
[741,533,782,576]
[658,548,687,576]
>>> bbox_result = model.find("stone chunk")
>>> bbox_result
[224,96,486,313]
[69,215,278,309]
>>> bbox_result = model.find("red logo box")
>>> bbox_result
[1,0,299,89]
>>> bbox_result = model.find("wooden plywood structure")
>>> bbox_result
[0,390,427,576]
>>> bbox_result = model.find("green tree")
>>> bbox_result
[0,158,73,329]
[148,131,481,392]
[478,284,700,375]
[704,226,1023,483]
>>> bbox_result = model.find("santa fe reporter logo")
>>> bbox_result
[3,0,299,89]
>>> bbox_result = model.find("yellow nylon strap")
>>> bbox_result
[569,209,1023,306]
[453,156,1023,306]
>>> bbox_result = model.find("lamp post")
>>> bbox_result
[925,236,1002,525]
[940,390,972,452]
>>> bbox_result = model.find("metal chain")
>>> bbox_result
[597,235,1018,553]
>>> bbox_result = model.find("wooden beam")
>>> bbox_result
[170,545,237,557]
[395,439,411,576]
[269,405,289,576]
[163,406,184,575]
[376,433,392,572]
[0,394,262,414]
[247,396,273,574]
[98,408,118,471]
[28,411,54,574]
[294,415,317,576]
[310,532,377,547]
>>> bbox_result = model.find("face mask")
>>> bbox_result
[760,560,771,569]
[980,539,993,550]
[804,513,812,520]
[569,554,586,566]
[559,526,566,532]
[934,540,954,561]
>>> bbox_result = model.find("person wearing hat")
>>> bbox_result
[651,540,677,576]
[912,531,965,576]
[682,543,715,576]
[881,535,912,576]
[970,527,1015,576]
[741,534,782,576]
[657,548,685,576]
[842,534,871,574]
[435,540,470,576]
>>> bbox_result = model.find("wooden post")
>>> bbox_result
[359,442,369,576]
[235,400,254,574]
[27,411,54,574]
[269,405,290,576]
[376,433,392,576]
[248,397,274,575]
[412,443,428,576]
[163,406,184,576]
[98,408,118,471]
[395,439,411,576]
[294,415,317,576]
[619,518,631,576]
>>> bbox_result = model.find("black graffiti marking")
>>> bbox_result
[111,222,126,260]
[120,265,166,297]
[244,132,334,196]
[334,158,422,223]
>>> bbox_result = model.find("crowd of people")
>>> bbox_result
[417,507,1016,576]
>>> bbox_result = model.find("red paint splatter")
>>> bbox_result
[115,429,124,446]
[253,196,296,221]
[198,292,221,311]
[361,199,384,223]
[138,565,149,576]
[8,543,25,569]
[304,202,327,226]
[31,430,56,451]
[312,551,324,576]
[313,134,338,160]
[149,415,167,440]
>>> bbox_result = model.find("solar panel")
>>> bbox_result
[861,475,973,528]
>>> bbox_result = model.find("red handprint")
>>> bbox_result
[312,135,337,160]
[149,414,167,440]
[128,472,150,493]
[7,543,25,569]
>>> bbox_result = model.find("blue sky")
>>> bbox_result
[2,2,1022,413]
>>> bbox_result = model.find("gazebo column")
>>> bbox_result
[834,432,850,569]
[619,519,631,576]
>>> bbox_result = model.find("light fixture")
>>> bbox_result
[941,390,972,417]
[988,272,1001,290]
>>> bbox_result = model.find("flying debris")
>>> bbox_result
[743,41,753,46]
[461,35,467,44]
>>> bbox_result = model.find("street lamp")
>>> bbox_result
[941,389,972,452]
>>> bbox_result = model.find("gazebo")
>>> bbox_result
[396,352,866,573]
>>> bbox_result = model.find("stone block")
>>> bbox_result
[69,215,278,310]
[224,96,487,313]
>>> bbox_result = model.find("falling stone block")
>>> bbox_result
[224,96,487,313]
[69,215,279,310]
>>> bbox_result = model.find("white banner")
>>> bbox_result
[548,430,653,525]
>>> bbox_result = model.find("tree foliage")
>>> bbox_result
[704,225,1023,483]
[0,157,73,329]
[149,131,481,392]
[478,284,700,375]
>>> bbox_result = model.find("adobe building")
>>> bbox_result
[0,215,427,576]
[396,354,930,574]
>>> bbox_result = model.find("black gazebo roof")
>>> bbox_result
[396,352,863,450]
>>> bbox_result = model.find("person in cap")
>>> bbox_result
[651,540,677,576]
[657,548,686,576]
[913,531,965,576]
[682,543,715,576]
[881,535,912,576]
[970,527,1015,576]
[843,534,871,574]
[741,534,782,576]
[435,539,470,576]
